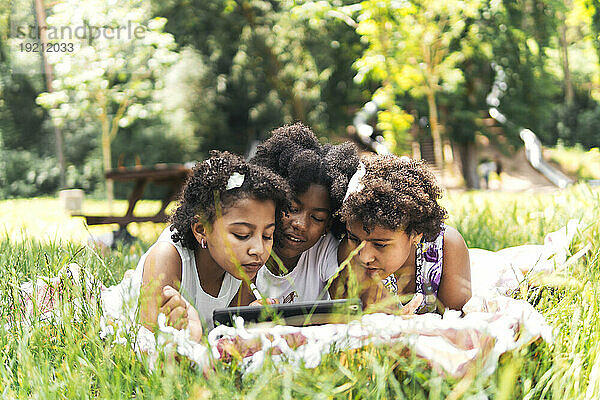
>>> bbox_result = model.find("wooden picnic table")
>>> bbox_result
[75,163,192,229]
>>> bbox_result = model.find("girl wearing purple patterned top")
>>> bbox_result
[333,155,471,313]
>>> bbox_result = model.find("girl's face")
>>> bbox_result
[345,220,422,280]
[276,184,331,259]
[197,197,276,280]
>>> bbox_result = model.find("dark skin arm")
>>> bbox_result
[437,226,471,311]
[140,242,203,342]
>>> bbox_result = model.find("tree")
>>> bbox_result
[439,0,564,186]
[152,0,366,150]
[346,0,482,168]
[0,1,59,198]
[341,0,574,186]
[36,0,179,209]
[471,0,560,147]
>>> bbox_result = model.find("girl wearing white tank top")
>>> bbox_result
[247,124,360,304]
[138,151,290,340]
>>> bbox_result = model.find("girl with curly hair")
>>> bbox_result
[136,151,290,340]
[335,155,471,313]
[247,122,360,304]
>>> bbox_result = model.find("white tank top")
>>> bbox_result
[255,233,340,303]
[132,227,241,329]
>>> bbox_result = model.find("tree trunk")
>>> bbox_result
[425,89,443,171]
[98,95,127,214]
[101,128,113,213]
[558,15,574,105]
[457,141,480,189]
[34,0,65,188]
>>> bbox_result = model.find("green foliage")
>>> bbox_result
[0,4,56,198]
[35,0,180,131]
[352,0,483,152]
[483,0,562,144]
[35,0,181,175]
[1,0,200,199]
[0,150,61,198]
[0,61,48,153]
[326,0,600,157]
[585,0,600,61]
[152,0,366,153]
[153,48,220,155]
[4,0,600,199]
[550,88,600,148]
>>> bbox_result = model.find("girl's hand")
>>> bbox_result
[249,298,279,306]
[399,293,423,315]
[160,285,203,341]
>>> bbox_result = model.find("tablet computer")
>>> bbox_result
[213,298,363,327]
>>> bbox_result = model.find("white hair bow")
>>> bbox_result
[226,172,245,190]
[343,162,366,202]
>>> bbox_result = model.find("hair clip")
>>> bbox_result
[343,162,366,202]
[226,172,245,190]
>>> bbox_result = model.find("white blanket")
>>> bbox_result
[469,219,584,297]
[118,293,551,378]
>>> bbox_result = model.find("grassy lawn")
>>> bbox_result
[0,185,598,398]
[546,145,600,181]
[0,197,170,246]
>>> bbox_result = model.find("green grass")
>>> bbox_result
[546,144,600,181]
[0,197,170,244]
[0,185,598,398]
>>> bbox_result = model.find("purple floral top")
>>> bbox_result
[381,225,445,313]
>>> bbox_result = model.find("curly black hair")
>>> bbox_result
[250,122,359,238]
[339,155,447,241]
[170,150,291,249]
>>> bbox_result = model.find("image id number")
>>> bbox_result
[20,42,74,53]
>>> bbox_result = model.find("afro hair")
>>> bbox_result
[339,155,447,241]
[250,122,359,238]
[170,150,291,249]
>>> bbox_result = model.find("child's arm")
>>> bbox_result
[160,285,203,341]
[140,242,203,341]
[437,226,472,311]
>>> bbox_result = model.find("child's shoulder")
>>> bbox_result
[144,242,183,279]
[152,226,189,255]
[147,240,181,260]
[441,226,466,248]
[440,226,469,266]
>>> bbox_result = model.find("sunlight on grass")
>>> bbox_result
[546,145,600,181]
[0,185,598,398]
[0,197,172,245]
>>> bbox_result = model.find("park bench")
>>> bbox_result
[74,163,191,230]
